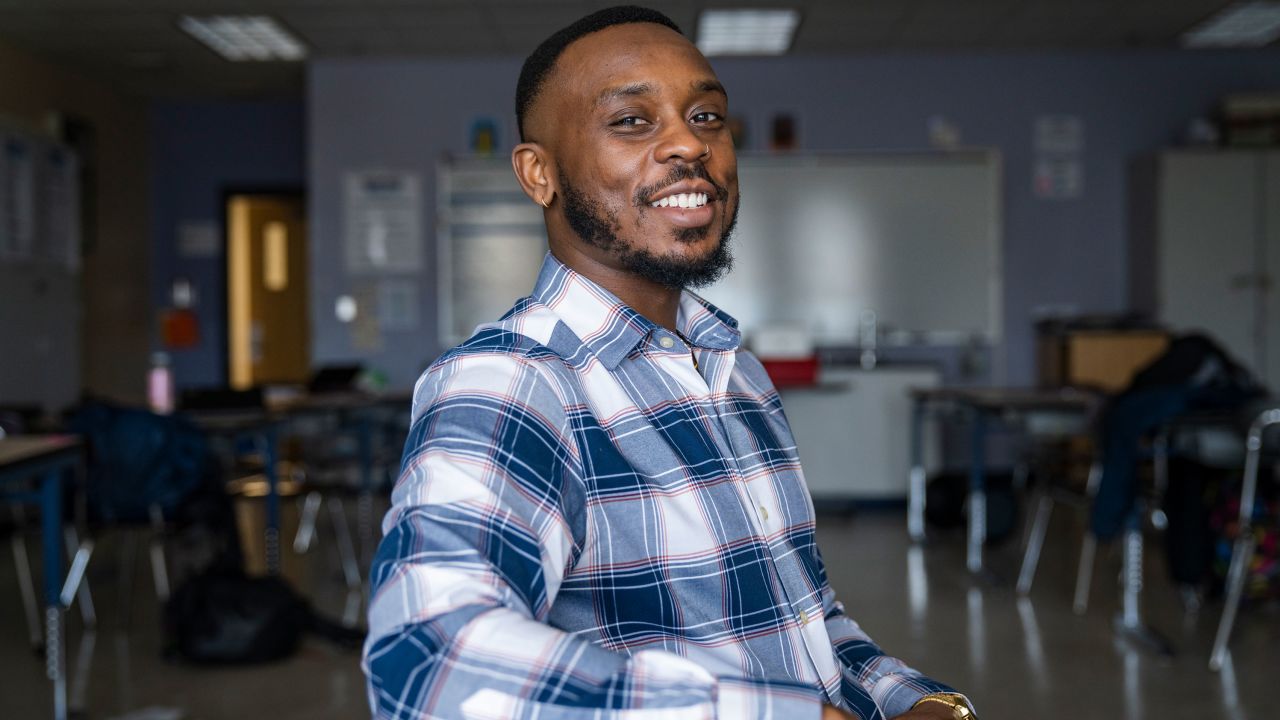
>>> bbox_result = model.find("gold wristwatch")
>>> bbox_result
[912,693,975,719]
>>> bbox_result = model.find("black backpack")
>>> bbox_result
[164,570,362,664]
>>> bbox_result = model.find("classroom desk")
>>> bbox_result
[187,410,284,573]
[186,390,412,575]
[0,435,81,720]
[907,387,1097,574]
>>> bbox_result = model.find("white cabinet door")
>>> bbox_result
[780,367,940,500]
[1158,152,1262,376]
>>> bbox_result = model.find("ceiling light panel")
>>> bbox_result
[697,9,800,56]
[1183,2,1280,47]
[179,16,308,61]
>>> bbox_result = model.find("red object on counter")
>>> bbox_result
[760,357,819,387]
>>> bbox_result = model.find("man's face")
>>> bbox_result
[538,23,739,289]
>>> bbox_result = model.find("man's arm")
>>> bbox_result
[820,580,973,719]
[364,350,825,719]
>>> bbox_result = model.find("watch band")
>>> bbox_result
[912,693,975,719]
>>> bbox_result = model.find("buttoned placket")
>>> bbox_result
[657,341,838,701]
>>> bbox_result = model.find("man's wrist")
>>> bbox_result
[910,693,975,719]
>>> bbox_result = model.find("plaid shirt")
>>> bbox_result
[365,254,961,719]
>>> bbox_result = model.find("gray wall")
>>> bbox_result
[309,51,1280,390]
[149,100,305,389]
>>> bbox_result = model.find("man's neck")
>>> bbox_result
[548,244,682,332]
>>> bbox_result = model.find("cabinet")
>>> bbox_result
[1156,150,1280,389]
[779,366,941,500]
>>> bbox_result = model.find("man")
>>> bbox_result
[364,7,974,719]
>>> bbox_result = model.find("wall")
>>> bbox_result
[0,41,150,406]
[149,100,305,389]
[309,51,1280,389]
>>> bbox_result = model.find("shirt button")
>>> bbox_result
[798,609,809,624]
[759,505,769,521]
[658,336,675,349]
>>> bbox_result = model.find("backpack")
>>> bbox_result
[164,570,312,664]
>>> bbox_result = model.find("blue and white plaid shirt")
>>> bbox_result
[365,254,960,719]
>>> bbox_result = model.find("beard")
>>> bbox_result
[558,165,738,290]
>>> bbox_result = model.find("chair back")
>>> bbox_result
[71,403,208,523]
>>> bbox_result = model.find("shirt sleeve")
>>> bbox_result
[363,350,825,719]
[821,580,970,719]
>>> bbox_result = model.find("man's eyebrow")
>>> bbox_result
[693,79,727,98]
[596,82,654,106]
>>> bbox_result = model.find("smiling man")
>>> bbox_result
[364,7,973,720]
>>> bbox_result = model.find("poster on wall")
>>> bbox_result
[1032,115,1084,200]
[343,170,423,273]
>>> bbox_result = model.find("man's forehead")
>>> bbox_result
[555,22,721,102]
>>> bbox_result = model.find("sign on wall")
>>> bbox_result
[343,169,423,273]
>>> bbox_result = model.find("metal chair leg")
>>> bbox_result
[1017,493,1054,595]
[69,629,96,716]
[64,526,96,629]
[11,515,44,651]
[147,504,170,603]
[327,496,362,592]
[1209,409,1278,671]
[1072,462,1103,614]
[294,491,323,554]
[1210,536,1255,671]
[1073,533,1096,615]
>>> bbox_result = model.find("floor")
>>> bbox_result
[2,498,1276,719]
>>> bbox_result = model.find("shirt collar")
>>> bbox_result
[531,253,742,370]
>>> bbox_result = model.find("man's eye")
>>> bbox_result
[692,111,723,123]
[613,116,650,127]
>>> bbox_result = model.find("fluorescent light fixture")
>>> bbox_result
[1184,2,1280,47]
[697,9,800,56]
[179,15,307,61]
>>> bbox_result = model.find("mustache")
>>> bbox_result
[634,164,730,206]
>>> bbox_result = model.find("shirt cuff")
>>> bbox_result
[716,676,825,720]
[873,677,971,719]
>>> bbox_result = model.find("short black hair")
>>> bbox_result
[515,5,683,141]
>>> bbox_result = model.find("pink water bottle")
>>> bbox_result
[148,352,174,415]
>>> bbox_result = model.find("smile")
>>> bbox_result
[649,192,709,209]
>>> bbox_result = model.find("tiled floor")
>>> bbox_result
[2,501,1276,719]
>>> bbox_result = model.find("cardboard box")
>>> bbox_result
[1038,328,1170,393]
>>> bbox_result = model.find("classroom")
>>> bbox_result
[1,2,1278,719]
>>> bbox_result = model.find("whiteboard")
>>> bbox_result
[438,151,1001,346]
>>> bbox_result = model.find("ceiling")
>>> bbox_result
[0,0,1267,99]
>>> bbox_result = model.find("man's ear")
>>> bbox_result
[512,142,556,208]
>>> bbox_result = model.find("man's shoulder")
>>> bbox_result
[433,296,570,367]
[413,303,576,411]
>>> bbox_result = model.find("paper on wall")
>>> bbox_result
[343,170,422,273]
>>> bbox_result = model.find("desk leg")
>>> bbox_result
[263,425,281,576]
[41,467,66,720]
[1114,510,1174,656]
[908,399,927,542]
[967,409,987,574]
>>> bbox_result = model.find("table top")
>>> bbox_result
[185,389,414,432]
[910,386,1099,412]
[0,435,81,469]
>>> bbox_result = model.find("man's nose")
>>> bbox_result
[653,120,710,164]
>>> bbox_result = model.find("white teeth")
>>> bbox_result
[649,192,709,209]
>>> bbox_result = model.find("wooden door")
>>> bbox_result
[228,194,309,388]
